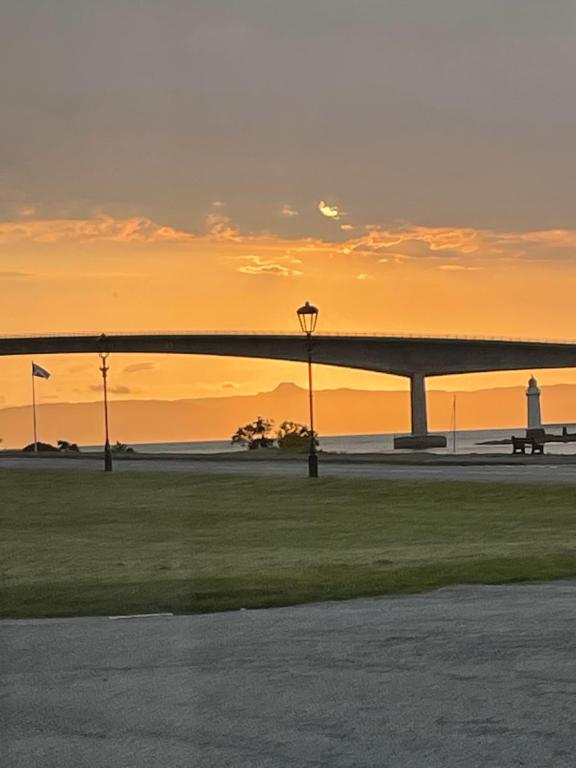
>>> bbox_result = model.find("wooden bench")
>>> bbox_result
[512,436,545,455]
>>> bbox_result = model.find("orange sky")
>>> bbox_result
[2,208,576,409]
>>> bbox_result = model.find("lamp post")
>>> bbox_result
[297,301,319,478]
[99,352,113,472]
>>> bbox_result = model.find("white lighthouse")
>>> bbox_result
[526,376,542,429]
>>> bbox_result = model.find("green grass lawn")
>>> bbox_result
[1,469,576,618]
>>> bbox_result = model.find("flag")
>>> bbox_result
[32,363,51,379]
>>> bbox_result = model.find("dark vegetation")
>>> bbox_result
[232,417,317,451]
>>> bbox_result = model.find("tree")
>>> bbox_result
[111,441,135,454]
[57,440,80,453]
[276,421,318,451]
[232,417,275,449]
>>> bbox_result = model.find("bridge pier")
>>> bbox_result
[394,374,447,450]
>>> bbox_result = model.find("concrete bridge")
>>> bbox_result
[2,332,576,448]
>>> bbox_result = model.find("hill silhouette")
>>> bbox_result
[1,381,576,448]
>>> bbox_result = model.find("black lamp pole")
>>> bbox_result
[99,352,113,472]
[297,302,319,478]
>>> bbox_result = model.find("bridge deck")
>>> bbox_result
[1,332,576,378]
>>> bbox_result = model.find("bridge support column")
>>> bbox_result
[394,374,447,450]
[410,373,428,436]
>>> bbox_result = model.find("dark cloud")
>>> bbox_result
[89,384,133,395]
[123,362,157,374]
[1,1,574,232]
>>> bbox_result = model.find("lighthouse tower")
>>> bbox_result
[526,376,542,429]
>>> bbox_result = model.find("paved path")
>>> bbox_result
[2,455,576,483]
[3,582,576,767]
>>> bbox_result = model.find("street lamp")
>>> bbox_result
[99,352,113,472]
[297,301,319,478]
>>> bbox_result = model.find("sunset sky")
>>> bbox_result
[2,1,576,410]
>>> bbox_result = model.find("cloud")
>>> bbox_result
[357,273,376,280]
[238,254,302,277]
[89,384,134,395]
[347,224,576,266]
[281,204,299,217]
[206,212,243,242]
[240,263,301,277]
[3,210,576,286]
[198,381,241,393]
[211,200,226,208]
[228,221,576,276]
[0,215,193,244]
[123,362,158,374]
[438,264,482,272]
[318,200,342,221]
[513,230,576,247]
[351,226,480,257]
[340,223,355,231]
[0,270,33,278]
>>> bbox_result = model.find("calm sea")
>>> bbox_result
[86,428,576,456]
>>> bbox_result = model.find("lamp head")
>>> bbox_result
[296,301,319,335]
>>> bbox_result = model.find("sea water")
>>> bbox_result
[88,428,576,456]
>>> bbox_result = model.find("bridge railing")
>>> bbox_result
[2,330,576,344]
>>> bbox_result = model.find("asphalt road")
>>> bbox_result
[2,455,576,483]
[3,582,576,767]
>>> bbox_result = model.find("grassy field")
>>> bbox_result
[1,469,576,618]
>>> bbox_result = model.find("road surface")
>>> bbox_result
[3,582,576,767]
[2,455,576,483]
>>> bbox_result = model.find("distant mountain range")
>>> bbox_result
[1,381,575,449]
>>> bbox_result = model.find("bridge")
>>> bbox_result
[2,332,576,448]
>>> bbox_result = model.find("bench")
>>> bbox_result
[512,436,545,455]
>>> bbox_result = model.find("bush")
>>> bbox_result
[22,442,59,453]
[277,421,318,451]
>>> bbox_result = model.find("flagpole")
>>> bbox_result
[31,363,38,452]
